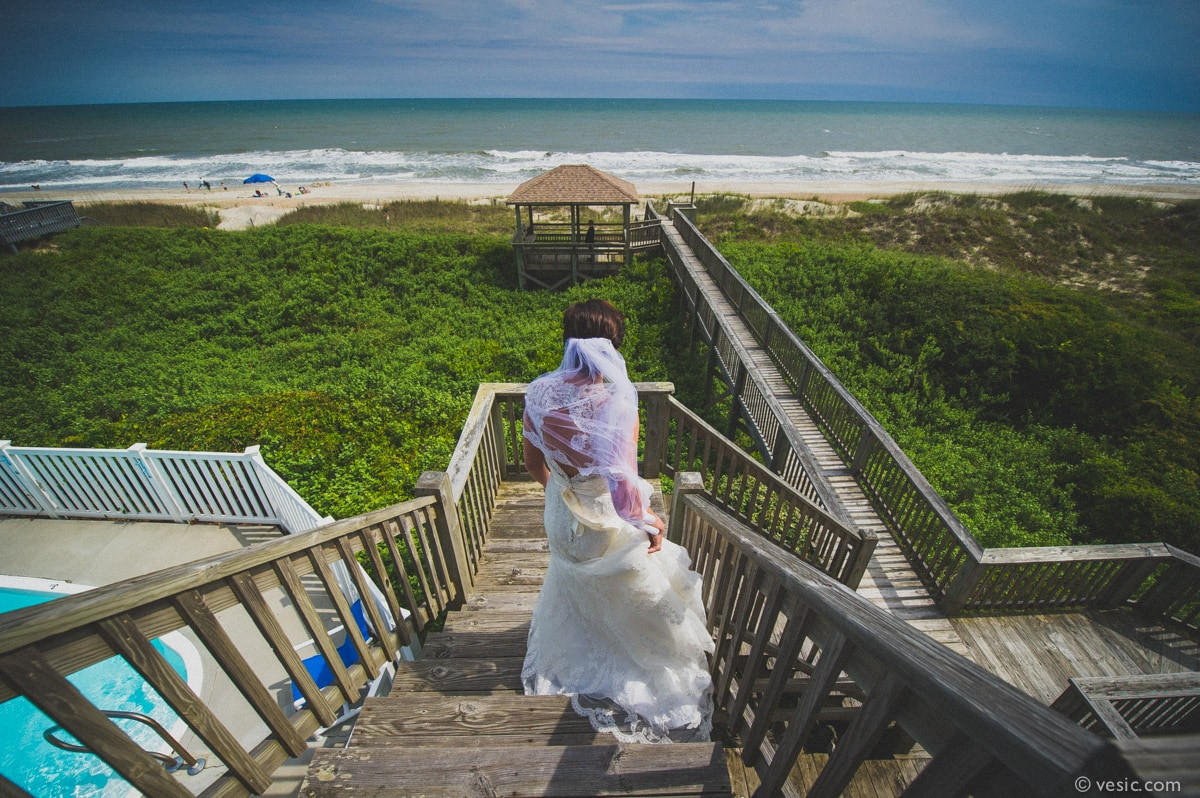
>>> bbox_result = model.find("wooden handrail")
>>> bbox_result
[649,205,852,526]
[668,478,1136,796]
[456,382,874,589]
[652,202,1199,620]
[0,493,459,796]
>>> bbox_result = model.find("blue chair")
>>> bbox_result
[291,599,390,730]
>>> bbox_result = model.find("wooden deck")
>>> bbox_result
[952,610,1200,707]
[299,481,735,797]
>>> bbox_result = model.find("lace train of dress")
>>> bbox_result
[521,468,715,743]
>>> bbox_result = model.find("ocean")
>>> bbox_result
[1,98,1198,193]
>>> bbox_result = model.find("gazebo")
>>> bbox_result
[506,164,657,290]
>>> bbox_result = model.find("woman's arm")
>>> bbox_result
[522,413,551,487]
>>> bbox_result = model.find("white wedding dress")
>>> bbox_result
[520,461,715,743]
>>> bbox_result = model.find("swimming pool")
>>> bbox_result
[0,577,203,797]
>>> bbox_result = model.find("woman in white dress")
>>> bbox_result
[520,299,715,744]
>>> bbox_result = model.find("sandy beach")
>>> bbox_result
[4,179,1198,230]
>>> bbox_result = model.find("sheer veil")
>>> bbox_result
[523,337,656,533]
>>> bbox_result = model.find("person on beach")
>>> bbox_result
[520,299,714,743]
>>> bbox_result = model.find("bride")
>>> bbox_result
[520,299,714,744]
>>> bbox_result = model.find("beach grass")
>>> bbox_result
[78,201,220,228]
[274,199,513,235]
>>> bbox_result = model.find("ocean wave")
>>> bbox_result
[2,147,1197,191]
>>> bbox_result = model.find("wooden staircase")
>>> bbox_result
[298,480,734,797]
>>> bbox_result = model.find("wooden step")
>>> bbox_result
[442,610,532,634]
[482,538,551,554]
[353,693,599,742]
[477,556,552,583]
[421,626,530,659]
[391,656,525,693]
[303,740,733,797]
[462,589,541,612]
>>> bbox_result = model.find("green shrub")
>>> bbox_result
[0,225,677,519]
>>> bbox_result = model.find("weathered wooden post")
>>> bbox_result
[667,471,705,544]
[638,383,674,479]
[940,555,986,615]
[414,471,475,603]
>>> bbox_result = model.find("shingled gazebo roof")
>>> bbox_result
[506,164,638,206]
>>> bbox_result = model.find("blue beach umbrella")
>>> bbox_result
[243,173,275,184]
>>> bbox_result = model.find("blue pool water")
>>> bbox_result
[0,586,189,797]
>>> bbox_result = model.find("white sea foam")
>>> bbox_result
[2,147,1198,191]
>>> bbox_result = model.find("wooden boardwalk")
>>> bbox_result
[659,220,971,659]
[299,481,735,798]
[659,218,1200,714]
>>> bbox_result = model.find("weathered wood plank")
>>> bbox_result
[420,627,530,659]
[391,656,526,694]
[303,741,733,797]
[952,612,1200,706]
[462,591,541,612]
[353,693,597,740]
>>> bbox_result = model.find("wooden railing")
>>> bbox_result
[650,205,851,527]
[457,382,875,589]
[653,203,1200,622]
[667,475,1149,797]
[630,217,663,249]
[662,396,875,588]
[1050,671,1200,740]
[0,200,82,250]
[0,441,327,535]
[0,491,463,797]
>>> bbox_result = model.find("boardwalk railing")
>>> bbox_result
[0,490,462,797]
[0,441,327,535]
[1050,671,1200,740]
[668,474,1173,797]
[653,203,1200,623]
[652,204,849,527]
[448,383,876,589]
[0,200,83,251]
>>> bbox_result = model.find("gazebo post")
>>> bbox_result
[513,205,527,289]
[570,204,580,285]
[623,204,632,266]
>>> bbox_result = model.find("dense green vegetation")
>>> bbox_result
[696,193,1199,551]
[79,201,220,228]
[0,224,676,519]
[3,192,1196,557]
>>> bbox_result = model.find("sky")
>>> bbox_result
[3,0,1198,110]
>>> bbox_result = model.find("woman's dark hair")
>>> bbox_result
[563,299,625,349]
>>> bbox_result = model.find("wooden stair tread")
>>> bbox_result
[353,693,599,740]
[391,656,525,693]
[303,740,733,797]
[461,590,541,612]
[421,626,530,659]
[443,610,532,633]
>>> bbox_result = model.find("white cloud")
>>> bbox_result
[767,0,1006,51]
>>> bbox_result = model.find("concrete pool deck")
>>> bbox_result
[0,517,283,586]
[0,516,344,796]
